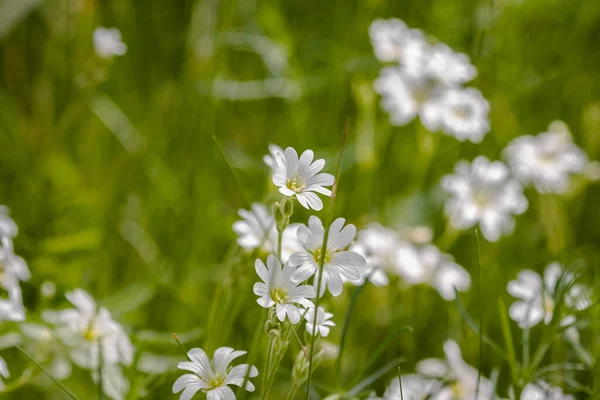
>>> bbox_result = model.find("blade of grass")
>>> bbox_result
[498,298,519,384]
[474,228,484,400]
[17,347,79,400]
[347,356,405,396]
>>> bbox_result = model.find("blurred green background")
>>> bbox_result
[1,0,600,398]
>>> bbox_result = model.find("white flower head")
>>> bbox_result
[396,243,471,301]
[438,87,490,143]
[417,340,497,400]
[369,19,426,64]
[44,289,134,370]
[521,382,574,400]
[507,262,591,329]
[290,216,366,297]
[426,43,477,85]
[263,143,284,174]
[304,306,335,337]
[503,129,587,194]
[253,255,315,324]
[93,27,127,59]
[172,347,258,400]
[442,156,528,242]
[272,148,334,211]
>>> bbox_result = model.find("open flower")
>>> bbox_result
[417,340,497,400]
[437,87,490,143]
[503,126,587,194]
[253,255,315,324]
[304,306,335,337]
[521,382,574,400]
[272,148,334,211]
[290,216,366,297]
[441,156,528,242]
[93,27,127,59]
[507,262,591,329]
[396,243,471,301]
[172,347,258,400]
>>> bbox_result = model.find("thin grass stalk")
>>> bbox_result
[474,228,484,400]
[17,347,79,400]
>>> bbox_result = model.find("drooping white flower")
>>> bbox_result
[290,216,366,297]
[520,382,574,400]
[43,289,134,370]
[232,203,302,263]
[382,374,440,400]
[263,143,284,174]
[396,243,471,301]
[503,129,587,194]
[441,156,528,242]
[507,262,591,329]
[272,148,334,211]
[172,347,258,400]
[253,255,315,324]
[304,306,335,337]
[0,356,9,391]
[369,19,426,64]
[426,43,477,85]
[93,27,127,59]
[437,87,490,143]
[417,340,497,400]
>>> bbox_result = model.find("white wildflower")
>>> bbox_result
[172,347,258,400]
[521,382,574,400]
[437,87,490,143]
[93,27,127,59]
[441,156,528,242]
[253,255,315,324]
[272,148,334,211]
[507,262,591,329]
[504,129,587,194]
[20,322,72,380]
[304,306,335,337]
[290,216,366,297]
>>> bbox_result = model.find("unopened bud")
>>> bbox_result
[281,197,294,217]
[274,203,288,232]
[268,328,281,339]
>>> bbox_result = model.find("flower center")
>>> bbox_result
[311,248,332,265]
[207,375,225,389]
[286,176,306,193]
[271,287,289,304]
[452,381,468,397]
[83,327,99,342]
[473,191,490,208]
[452,104,473,120]
[543,293,555,315]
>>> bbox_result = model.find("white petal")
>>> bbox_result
[255,259,269,283]
[172,374,206,393]
[186,348,212,377]
[213,347,246,375]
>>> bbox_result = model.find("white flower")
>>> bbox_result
[521,382,574,400]
[0,206,18,239]
[304,306,335,337]
[263,143,284,174]
[43,289,134,370]
[369,19,426,64]
[437,87,490,143]
[93,27,127,59]
[232,203,302,263]
[382,374,439,400]
[426,43,477,85]
[396,243,471,301]
[441,156,528,242]
[290,216,366,297]
[503,129,587,194]
[272,148,334,211]
[253,255,315,324]
[172,347,258,400]
[374,66,446,130]
[507,262,591,329]
[0,355,9,391]
[417,340,497,400]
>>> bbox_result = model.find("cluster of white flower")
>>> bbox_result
[370,19,490,143]
[93,27,127,59]
[349,224,471,300]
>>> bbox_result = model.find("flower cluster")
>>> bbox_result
[370,18,490,143]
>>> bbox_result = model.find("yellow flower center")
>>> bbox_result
[271,287,289,304]
[286,177,305,193]
[543,293,555,315]
[312,248,332,265]
[452,381,468,397]
[474,192,489,208]
[83,327,99,342]
[207,375,225,388]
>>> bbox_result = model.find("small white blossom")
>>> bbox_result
[382,374,439,400]
[369,19,426,64]
[290,216,366,297]
[0,356,9,391]
[253,255,315,324]
[520,382,574,400]
[272,148,334,211]
[441,156,528,242]
[172,347,258,400]
[503,129,587,194]
[304,306,335,337]
[396,243,471,301]
[417,340,497,400]
[43,289,134,370]
[93,27,127,59]
[507,262,591,329]
[437,87,490,143]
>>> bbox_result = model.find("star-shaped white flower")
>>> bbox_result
[396,243,471,301]
[93,27,127,59]
[507,262,591,329]
[272,148,334,211]
[253,255,315,324]
[437,87,490,143]
[172,347,258,400]
[441,156,528,242]
[304,306,335,337]
[503,128,587,194]
[290,216,366,297]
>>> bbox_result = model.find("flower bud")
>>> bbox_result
[274,203,288,232]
